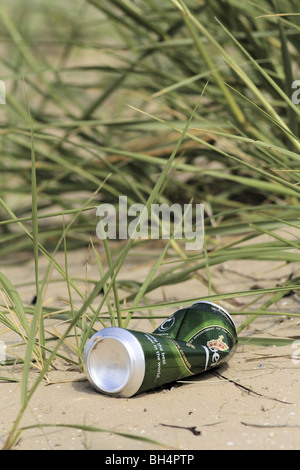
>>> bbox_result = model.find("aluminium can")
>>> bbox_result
[153,300,238,361]
[83,302,238,398]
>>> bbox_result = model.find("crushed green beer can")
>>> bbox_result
[83,301,238,398]
[153,301,238,359]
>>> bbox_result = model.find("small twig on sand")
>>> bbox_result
[213,371,293,405]
[241,421,300,429]
[159,423,201,436]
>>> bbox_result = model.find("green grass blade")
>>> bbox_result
[0,273,30,337]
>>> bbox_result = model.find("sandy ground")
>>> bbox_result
[0,239,300,451]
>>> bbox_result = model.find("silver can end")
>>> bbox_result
[83,327,145,398]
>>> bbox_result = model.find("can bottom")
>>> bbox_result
[84,328,146,397]
[88,337,131,394]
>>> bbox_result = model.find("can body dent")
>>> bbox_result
[83,302,237,398]
[153,301,238,363]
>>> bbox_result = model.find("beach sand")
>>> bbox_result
[0,239,299,450]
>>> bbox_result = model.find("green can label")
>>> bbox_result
[84,302,238,397]
[130,327,231,395]
[153,301,237,355]
[131,301,239,394]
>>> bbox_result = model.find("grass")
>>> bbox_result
[0,0,300,449]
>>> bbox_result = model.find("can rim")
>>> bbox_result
[191,301,237,335]
[83,327,146,397]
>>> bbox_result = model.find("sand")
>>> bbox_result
[0,240,300,451]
